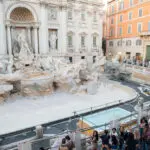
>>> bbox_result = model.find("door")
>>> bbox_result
[146,45,150,60]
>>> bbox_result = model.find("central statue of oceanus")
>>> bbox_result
[17,31,33,61]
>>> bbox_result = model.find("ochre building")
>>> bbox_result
[106,0,150,61]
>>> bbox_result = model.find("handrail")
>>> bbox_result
[2,105,150,150]
[0,112,138,150]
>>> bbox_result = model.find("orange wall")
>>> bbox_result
[106,0,150,40]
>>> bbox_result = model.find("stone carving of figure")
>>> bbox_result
[7,56,14,74]
[49,8,57,20]
[17,30,33,62]
[49,31,57,50]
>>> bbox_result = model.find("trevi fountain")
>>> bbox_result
[0,0,137,135]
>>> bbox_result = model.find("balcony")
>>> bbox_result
[67,46,75,53]
[79,46,87,53]
[91,46,100,52]
[139,31,150,37]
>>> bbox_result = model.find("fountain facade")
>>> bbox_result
[0,0,105,99]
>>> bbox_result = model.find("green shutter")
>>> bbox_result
[146,45,150,60]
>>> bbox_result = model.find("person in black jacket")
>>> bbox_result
[126,132,136,150]
[100,130,110,150]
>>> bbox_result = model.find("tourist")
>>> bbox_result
[126,132,136,150]
[59,138,68,150]
[118,126,125,150]
[100,130,110,150]
[134,129,140,150]
[39,147,45,150]
[65,135,75,150]
[111,128,118,138]
[141,122,149,150]
[91,130,99,150]
[139,118,147,140]
[111,135,118,150]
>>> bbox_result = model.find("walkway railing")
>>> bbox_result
[0,111,139,150]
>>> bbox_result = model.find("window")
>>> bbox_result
[126,40,132,46]
[109,41,113,47]
[119,0,124,10]
[81,56,85,59]
[137,23,142,32]
[119,15,123,22]
[126,52,131,59]
[93,12,97,22]
[81,11,85,21]
[68,10,73,20]
[129,0,133,6]
[112,5,114,13]
[69,57,73,63]
[138,8,143,17]
[128,12,132,20]
[117,40,122,46]
[136,39,142,45]
[110,28,114,36]
[111,18,114,24]
[81,36,85,47]
[119,27,122,35]
[93,36,97,47]
[68,35,73,47]
[128,24,132,34]
[148,22,150,31]
[93,56,96,63]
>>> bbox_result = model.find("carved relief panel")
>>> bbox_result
[48,7,57,21]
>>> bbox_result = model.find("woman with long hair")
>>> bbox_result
[91,130,99,150]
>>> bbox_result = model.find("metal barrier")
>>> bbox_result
[1,105,144,150]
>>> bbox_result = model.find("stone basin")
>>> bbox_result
[0,84,13,103]
[21,72,54,96]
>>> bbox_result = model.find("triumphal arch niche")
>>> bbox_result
[6,3,39,66]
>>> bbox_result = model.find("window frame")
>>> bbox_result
[137,22,142,33]
[138,8,143,17]
[128,24,132,34]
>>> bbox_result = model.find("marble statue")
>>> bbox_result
[49,31,57,50]
[17,30,33,61]
[0,61,6,74]
[7,56,13,74]
[39,56,55,72]
[0,56,14,74]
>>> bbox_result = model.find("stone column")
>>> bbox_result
[39,3,48,54]
[0,1,7,57]
[33,26,38,55]
[87,11,92,53]
[7,25,12,56]
[27,27,31,44]
[58,6,67,53]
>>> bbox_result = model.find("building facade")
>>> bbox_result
[106,0,150,61]
[0,0,104,65]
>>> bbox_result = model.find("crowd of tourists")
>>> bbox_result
[39,117,150,150]
[87,117,150,150]
[123,57,150,68]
